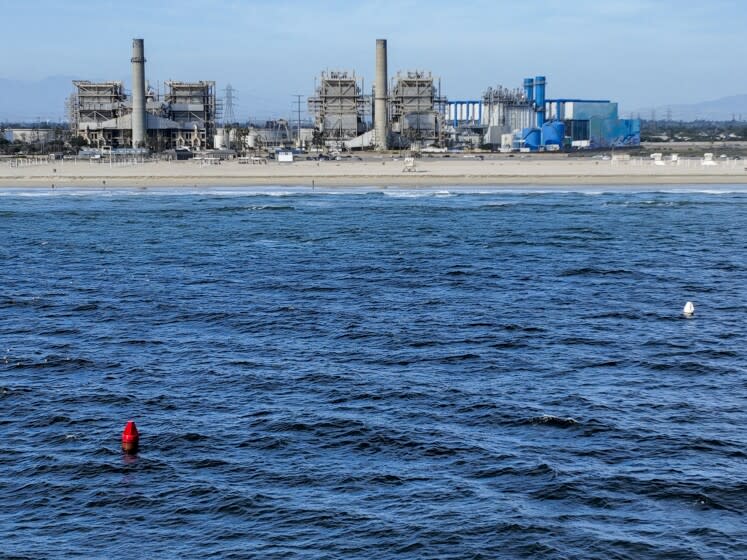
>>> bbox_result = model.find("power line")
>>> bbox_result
[292,94,304,145]
[223,84,237,125]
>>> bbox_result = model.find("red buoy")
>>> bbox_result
[122,420,139,454]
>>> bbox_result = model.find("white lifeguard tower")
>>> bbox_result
[402,157,416,172]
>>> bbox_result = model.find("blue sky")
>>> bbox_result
[2,0,746,120]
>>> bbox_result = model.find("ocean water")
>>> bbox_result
[1,187,746,559]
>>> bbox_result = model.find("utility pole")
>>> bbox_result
[292,94,303,147]
[37,116,45,154]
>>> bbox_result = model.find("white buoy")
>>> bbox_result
[683,301,695,316]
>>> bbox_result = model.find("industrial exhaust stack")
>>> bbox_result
[535,75,546,127]
[523,78,534,103]
[131,38,147,148]
[374,39,388,151]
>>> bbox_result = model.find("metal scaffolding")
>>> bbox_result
[307,71,365,141]
[68,41,219,150]
[164,81,218,148]
[70,81,127,145]
[389,71,440,143]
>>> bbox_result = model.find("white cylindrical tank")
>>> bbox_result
[214,128,226,149]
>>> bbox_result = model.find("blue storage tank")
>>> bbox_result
[541,121,565,146]
[522,127,541,150]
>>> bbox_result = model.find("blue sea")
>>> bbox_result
[1,186,746,559]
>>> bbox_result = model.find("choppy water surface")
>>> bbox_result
[1,187,746,559]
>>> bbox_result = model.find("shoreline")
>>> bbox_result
[1,158,746,189]
[3,176,747,189]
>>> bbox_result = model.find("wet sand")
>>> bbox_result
[1,157,746,188]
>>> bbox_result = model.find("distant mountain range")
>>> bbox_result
[629,95,747,122]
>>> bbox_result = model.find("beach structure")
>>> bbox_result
[69,39,218,150]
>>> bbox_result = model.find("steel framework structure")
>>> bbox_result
[389,71,441,142]
[307,71,365,140]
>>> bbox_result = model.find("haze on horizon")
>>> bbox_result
[1,0,745,121]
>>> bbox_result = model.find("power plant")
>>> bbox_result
[307,71,365,141]
[66,37,639,153]
[69,39,218,150]
[307,38,638,151]
[389,71,442,145]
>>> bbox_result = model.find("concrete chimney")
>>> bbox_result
[131,38,147,148]
[374,39,388,151]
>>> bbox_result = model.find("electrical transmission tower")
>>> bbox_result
[292,94,304,146]
[223,84,237,125]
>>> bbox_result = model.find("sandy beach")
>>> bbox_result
[2,155,746,189]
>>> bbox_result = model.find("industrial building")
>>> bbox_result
[4,128,58,144]
[69,39,218,150]
[389,71,442,145]
[481,83,537,147]
[545,99,640,149]
[306,39,638,153]
[307,71,366,143]
[64,37,637,154]
[444,75,640,151]
[309,40,445,150]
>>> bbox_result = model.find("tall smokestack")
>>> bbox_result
[131,38,146,148]
[374,39,388,151]
[523,78,534,103]
[535,75,546,127]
